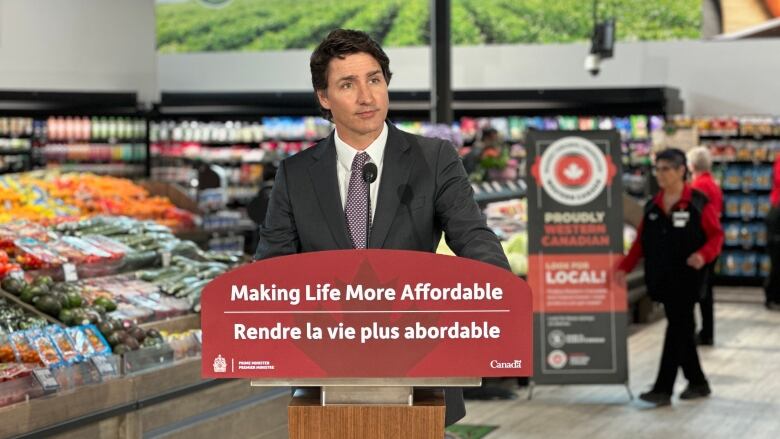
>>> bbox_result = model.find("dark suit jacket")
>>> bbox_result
[255,122,510,425]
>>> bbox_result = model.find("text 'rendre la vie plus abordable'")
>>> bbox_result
[230,283,504,306]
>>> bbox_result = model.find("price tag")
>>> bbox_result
[471,184,481,195]
[62,263,78,282]
[491,181,503,192]
[32,368,60,394]
[506,180,518,191]
[91,355,117,378]
[482,182,495,193]
[194,331,202,345]
[161,251,172,268]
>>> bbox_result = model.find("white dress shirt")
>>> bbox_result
[334,122,388,219]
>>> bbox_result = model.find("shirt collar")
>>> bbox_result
[653,183,694,209]
[335,122,388,171]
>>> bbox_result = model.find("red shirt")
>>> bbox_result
[771,158,780,207]
[691,172,723,217]
[618,184,724,273]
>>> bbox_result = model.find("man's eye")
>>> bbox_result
[370,78,380,84]
[341,83,352,89]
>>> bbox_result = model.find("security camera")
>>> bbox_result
[585,18,615,76]
[584,54,601,76]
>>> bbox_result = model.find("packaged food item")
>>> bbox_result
[724,223,740,247]
[79,324,112,356]
[82,235,131,260]
[740,196,757,219]
[735,141,753,162]
[10,332,42,365]
[739,226,755,249]
[722,168,742,190]
[757,196,771,218]
[26,329,63,368]
[0,222,52,252]
[0,333,19,363]
[741,168,755,192]
[759,254,771,277]
[724,196,740,219]
[755,223,768,247]
[0,362,34,382]
[65,326,95,358]
[13,238,67,271]
[722,252,741,277]
[754,166,773,190]
[45,326,82,364]
[753,142,770,162]
[741,253,757,277]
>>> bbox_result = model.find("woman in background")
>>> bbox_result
[616,149,723,406]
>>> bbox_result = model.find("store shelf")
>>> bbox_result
[0,357,289,439]
[473,179,527,204]
[0,149,32,156]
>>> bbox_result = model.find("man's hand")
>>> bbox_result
[687,252,705,270]
[614,270,627,287]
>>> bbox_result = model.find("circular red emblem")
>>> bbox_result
[554,154,592,187]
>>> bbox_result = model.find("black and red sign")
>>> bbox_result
[526,131,628,385]
[201,250,533,379]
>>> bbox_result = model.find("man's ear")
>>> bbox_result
[316,89,330,110]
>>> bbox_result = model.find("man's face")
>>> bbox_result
[317,52,389,145]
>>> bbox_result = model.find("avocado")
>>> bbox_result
[93,297,117,312]
[19,287,36,303]
[129,327,146,343]
[91,305,107,316]
[124,337,140,350]
[33,276,53,287]
[107,331,127,347]
[98,320,116,338]
[35,295,62,316]
[66,292,83,308]
[1,277,25,295]
[59,309,74,326]
[55,293,70,310]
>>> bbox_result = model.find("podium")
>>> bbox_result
[252,378,480,439]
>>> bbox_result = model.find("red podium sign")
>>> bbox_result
[201,250,532,379]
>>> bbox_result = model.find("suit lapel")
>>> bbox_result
[308,134,352,249]
[370,124,414,248]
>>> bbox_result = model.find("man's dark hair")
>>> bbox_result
[310,29,392,121]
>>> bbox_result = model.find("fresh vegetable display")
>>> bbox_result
[0,173,195,230]
[0,296,48,332]
[137,255,232,312]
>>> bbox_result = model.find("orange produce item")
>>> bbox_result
[766,0,780,17]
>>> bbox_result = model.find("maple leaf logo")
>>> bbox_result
[563,163,584,180]
[291,258,441,376]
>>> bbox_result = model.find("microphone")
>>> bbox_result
[362,162,378,248]
[362,162,378,184]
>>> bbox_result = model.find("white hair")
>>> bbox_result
[687,146,712,173]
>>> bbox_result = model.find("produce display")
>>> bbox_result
[0,172,195,229]
[0,296,48,333]
[137,255,232,313]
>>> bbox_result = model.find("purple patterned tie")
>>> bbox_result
[345,152,371,248]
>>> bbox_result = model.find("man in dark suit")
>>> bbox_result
[255,29,511,427]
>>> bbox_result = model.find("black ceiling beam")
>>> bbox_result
[0,91,141,116]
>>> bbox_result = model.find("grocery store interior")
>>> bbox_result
[1,0,780,438]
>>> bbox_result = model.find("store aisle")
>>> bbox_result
[457,288,780,439]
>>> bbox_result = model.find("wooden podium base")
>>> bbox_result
[288,388,445,439]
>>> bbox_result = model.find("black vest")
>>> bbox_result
[641,190,708,303]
